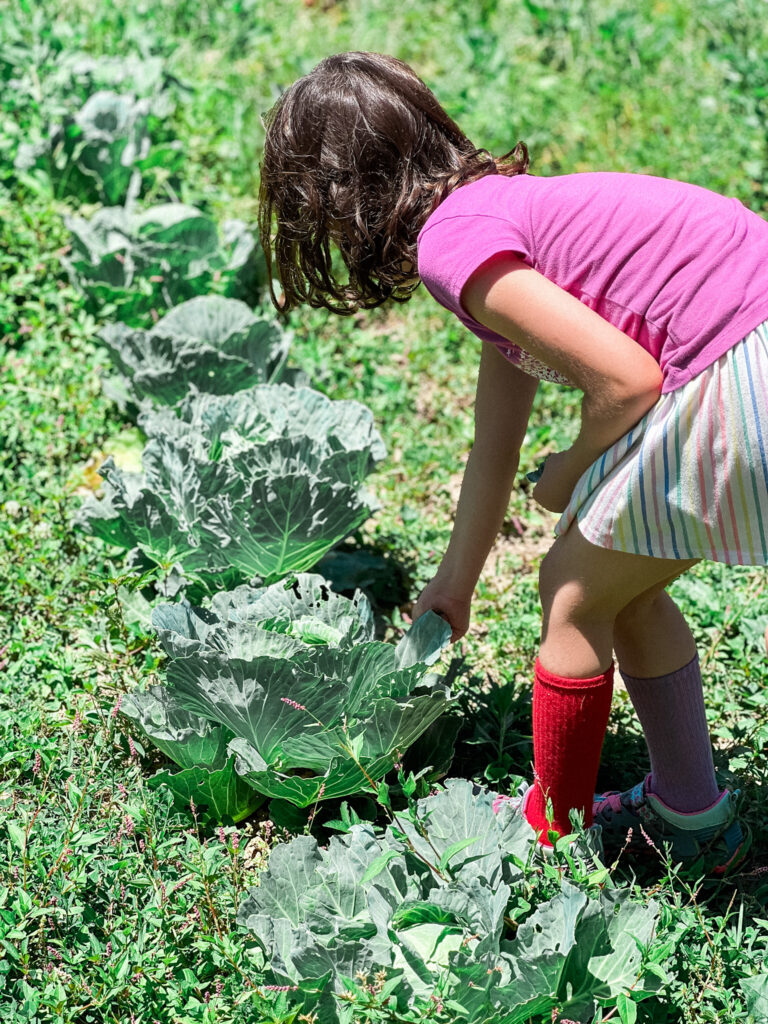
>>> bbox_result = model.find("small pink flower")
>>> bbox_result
[111,696,123,719]
[231,830,240,853]
[72,710,82,732]
[117,782,128,799]
[105,941,112,957]
[216,980,223,998]
[317,783,326,799]
[640,826,656,849]
[263,984,298,991]
[33,751,41,776]
[127,735,137,760]
[124,816,134,837]
[218,827,227,845]
[120,884,126,902]
[280,697,306,711]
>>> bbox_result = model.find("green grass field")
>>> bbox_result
[3,1,768,1021]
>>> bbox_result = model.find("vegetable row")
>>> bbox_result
[21,68,455,824]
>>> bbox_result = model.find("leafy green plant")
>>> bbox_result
[120,684,263,826]
[99,295,301,413]
[121,576,453,810]
[63,203,264,325]
[15,90,183,204]
[74,384,387,592]
[238,778,663,1023]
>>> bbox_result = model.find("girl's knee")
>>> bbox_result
[538,544,593,622]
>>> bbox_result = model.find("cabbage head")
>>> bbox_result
[100,296,299,412]
[63,203,264,325]
[122,576,453,810]
[236,779,662,1023]
[15,90,182,204]
[74,385,386,591]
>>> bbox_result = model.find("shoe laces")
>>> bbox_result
[593,780,646,818]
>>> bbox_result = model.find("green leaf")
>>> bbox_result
[6,822,26,852]
[361,850,402,884]
[64,203,263,325]
[99,296,293,412]
[147,755,264,825]
[376,781,391,809]
[741,974,768,1019]
[75,386,386,586]
[438,836,482,872]
[616,992,638,1024]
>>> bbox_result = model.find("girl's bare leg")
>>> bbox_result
[530,525,718,824]
[537,525,698,678]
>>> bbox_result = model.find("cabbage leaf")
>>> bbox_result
[15,90,182,204]
[129,577,453,807]
[100,295,299,411]
[237,779,662,1023]
[63,203,264,325]
[74,385,385,589]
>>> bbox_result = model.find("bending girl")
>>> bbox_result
[259,51,764,875]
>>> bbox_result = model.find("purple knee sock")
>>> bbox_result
[620,654,721,812]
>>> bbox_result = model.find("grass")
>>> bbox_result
[3,0,768,1020]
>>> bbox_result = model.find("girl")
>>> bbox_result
[259,51,765,875]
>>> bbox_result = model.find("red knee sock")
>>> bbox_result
[525,658,614,846]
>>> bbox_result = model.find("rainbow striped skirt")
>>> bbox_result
[555,320,768,565]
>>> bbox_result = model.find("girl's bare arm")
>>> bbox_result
[462,253,663,512]
[413,343,538,639]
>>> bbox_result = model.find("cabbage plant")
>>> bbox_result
[121,577,453,812]
[14,90,183,204]
[63,203,264,325]
[237,779,663,1023]
[119,685,261,826]
[74,385,386,591]
[100,296,299,412]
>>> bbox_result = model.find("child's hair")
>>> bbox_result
[259,51,528,314]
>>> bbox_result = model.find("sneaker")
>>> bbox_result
[592,773,751,878]
[493,781,605,868]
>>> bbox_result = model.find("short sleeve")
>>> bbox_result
[416,211,533,321]
[416,180,573,387]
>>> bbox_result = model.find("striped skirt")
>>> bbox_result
[555,320,768,565]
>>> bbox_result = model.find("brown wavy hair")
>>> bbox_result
[259,51,529,314]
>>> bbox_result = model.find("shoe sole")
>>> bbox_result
[600,822,752,879]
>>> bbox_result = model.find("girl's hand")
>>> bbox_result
[531,450,587,513]
[412,577,471,643]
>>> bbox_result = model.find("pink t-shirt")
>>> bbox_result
[416,172,768,393]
